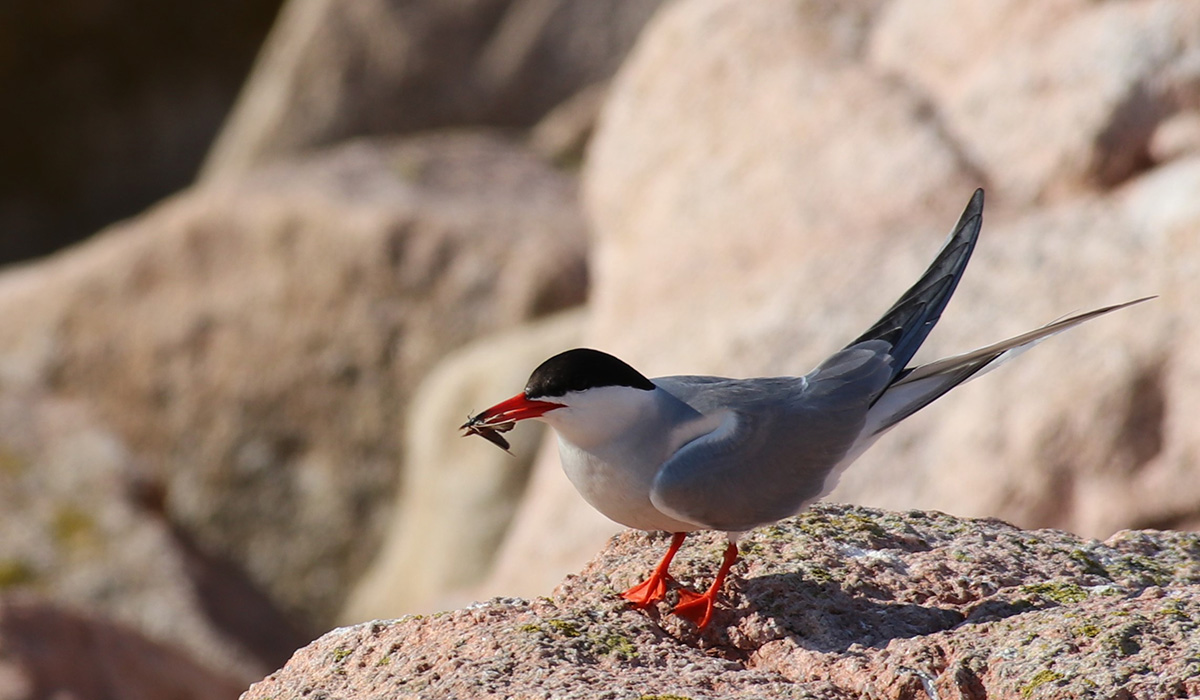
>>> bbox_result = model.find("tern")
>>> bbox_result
[462,189,1149,629]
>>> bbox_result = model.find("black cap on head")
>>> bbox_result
[524,348,655,398]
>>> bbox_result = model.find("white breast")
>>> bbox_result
[556,437,702,532]
[541,385,723,532]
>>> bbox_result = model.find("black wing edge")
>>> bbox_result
[846,188,984,382]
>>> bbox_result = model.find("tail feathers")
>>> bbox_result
[848,189,984,380]
[862,296,1155,438]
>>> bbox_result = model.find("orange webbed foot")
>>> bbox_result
[671,591,719,629]
[621,573,676,607]
[621,532,690,608]
[670,540,739,630]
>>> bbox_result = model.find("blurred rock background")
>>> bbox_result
[1,0,1198,695]
[0,0,284,263]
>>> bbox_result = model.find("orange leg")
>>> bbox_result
[671,541,738,630]
[621,532,689,607]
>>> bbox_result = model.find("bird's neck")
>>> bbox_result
[539,385,663,451]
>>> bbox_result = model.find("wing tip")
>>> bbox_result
[955,187,985,237]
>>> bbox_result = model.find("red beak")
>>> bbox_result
[462,393,563,428]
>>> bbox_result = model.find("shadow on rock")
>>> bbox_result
[736,572,965,653]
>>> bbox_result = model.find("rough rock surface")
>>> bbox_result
[0,594,247,700]
[482,0,1200,599]
[203,0,663,178]
[243,504,1200,699]
[0,132,587,630]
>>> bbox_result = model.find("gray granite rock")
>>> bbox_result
[244,504,1200,699]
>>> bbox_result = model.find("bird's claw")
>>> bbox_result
[671,592,718,629]
[621,573,678,607]
[622,572,718,629]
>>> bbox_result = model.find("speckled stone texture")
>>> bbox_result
[243,503,1200,699]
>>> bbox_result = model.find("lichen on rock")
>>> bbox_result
[244,504,1200,699]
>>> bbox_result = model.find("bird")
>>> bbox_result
[461,189,1150,630]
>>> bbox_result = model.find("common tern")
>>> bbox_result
[462,189,1150,629]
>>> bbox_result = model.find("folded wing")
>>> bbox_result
[649,343,895,531]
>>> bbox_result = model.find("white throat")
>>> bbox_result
[536,385,658,451]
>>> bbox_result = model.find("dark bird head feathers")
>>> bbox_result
[525,348,655,399]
